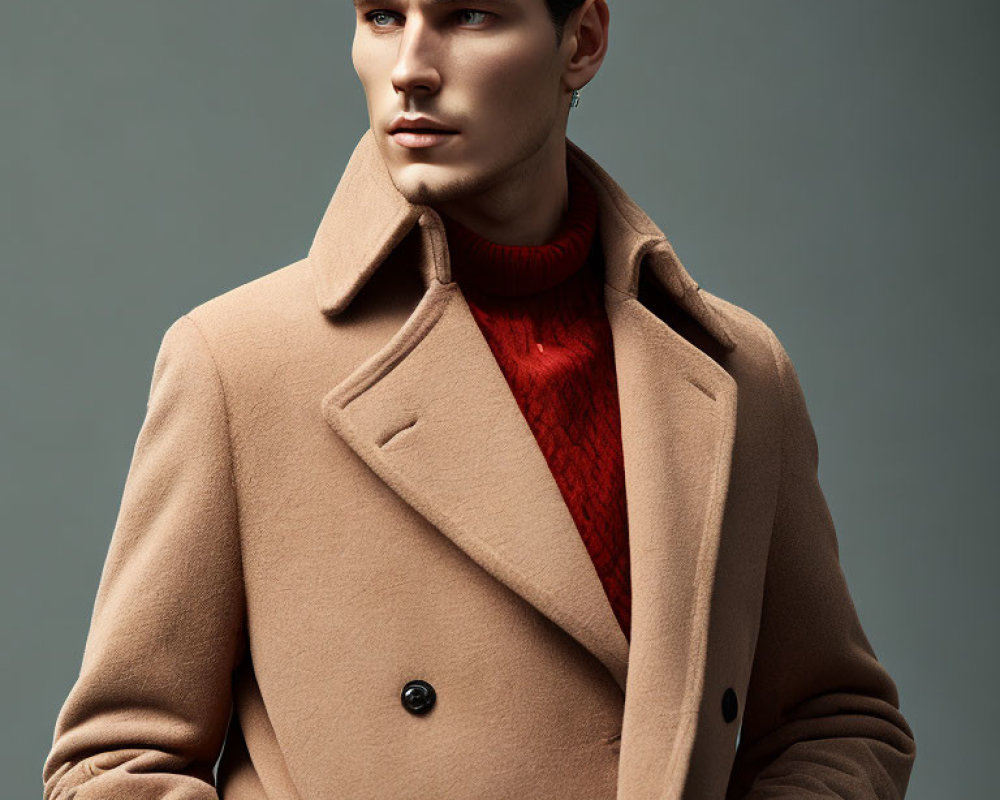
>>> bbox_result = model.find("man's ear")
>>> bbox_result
[562,0,610,92]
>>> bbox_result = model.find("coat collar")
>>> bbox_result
[308,128,735,352]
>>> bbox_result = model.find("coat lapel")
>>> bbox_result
[320,272,634,690]
[605,285,739,797]
[310,132,739,771]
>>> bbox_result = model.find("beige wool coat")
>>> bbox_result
[42,129,916,799]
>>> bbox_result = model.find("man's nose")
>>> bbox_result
[390,17,442,100]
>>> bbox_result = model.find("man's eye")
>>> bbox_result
[455,9,491,25]
[364,10,401,28]
[363,9,494,29]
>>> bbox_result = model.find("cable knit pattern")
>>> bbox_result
[441,160,631,641]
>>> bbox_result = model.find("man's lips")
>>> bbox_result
[390,129,459,148]
[392,127,459,134]
[388,113,460,135]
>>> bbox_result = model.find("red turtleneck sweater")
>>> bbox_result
[440,160,631,642]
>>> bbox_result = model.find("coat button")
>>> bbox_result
[401,679,436,715]
[721,687,738,723]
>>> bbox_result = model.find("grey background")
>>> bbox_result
[3,1,996,796]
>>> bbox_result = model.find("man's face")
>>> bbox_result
[352,0,576,208]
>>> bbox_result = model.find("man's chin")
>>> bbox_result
[387,163,482,209]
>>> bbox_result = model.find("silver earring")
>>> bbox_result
[570,89,581,108]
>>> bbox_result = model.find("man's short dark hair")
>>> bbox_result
[544,0,587,45]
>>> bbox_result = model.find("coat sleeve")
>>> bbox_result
[725,330,916,799]
[42,314,247,800]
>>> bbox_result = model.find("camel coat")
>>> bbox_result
[42,129,916,799]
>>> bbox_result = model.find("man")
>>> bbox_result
[42,1,916,798]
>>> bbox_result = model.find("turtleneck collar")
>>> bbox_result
[439,158,600,298]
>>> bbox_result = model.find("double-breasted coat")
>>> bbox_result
[42,129,916,799]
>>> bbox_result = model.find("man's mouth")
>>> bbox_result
[390,129,459,149]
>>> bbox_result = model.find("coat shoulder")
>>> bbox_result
[152,253,425,411]
[180,257,317,340]
[164,254,347,362]
[697,286,791,382]
[145,257,339,401]
[636,261,789,387]
[667,284,803,430]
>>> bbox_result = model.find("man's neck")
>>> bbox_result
[431,133,571,247]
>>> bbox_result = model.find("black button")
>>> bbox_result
[721,687,738,723]
[401,679,436,715]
